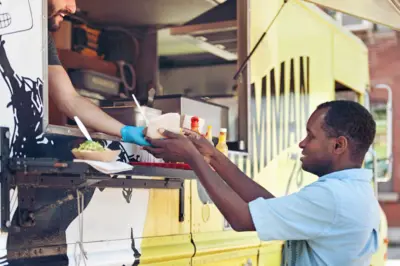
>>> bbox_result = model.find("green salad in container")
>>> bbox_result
[72,140,105,152]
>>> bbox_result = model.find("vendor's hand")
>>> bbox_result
[143,129,199,163]
[120,125,151,146]
[182,128,217,159]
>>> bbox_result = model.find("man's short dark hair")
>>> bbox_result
[316,100,376,161]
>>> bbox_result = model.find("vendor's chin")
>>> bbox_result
[48,16,63,32]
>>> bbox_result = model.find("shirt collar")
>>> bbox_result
[319,168,372,182]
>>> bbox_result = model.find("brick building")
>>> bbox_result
[324,11,400,228]
[368,30,400,227]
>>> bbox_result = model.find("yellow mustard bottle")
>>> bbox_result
[205,125,213,145]
[216,128,228,156]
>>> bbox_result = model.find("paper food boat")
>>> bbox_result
[72,149,120,162]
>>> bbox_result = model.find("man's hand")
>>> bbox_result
[144,128,256,232]
[182,129,217,160]
[183,129,276,203]
[120,126,151,146]
[143,129,200,163]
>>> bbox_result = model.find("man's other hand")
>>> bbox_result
[144,129,199,163]
[183,128,217,160]
[121,126,151,146]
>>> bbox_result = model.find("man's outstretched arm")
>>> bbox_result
[188,151,256,231]
[183,130,275,203]
[48,65,124,137]
[209,150,275,203]
[144,133,256,232]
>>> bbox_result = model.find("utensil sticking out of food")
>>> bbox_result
[72,116,120,162]
[132,94,149,126]
[74,116,93,141]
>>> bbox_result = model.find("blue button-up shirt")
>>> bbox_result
[249,168,380,266]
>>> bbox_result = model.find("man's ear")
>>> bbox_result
[333,136,348,155]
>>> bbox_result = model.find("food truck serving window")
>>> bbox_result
[40,0,252,154]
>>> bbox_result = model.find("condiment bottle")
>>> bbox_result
[191,116,200,134]
[216,128,228,156]
[205,125,213,145]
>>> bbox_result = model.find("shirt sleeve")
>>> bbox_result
[48,34,62,66]
[248,183,337,241]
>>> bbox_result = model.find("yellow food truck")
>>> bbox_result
[0,0,397,265]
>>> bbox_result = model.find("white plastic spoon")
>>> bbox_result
[131,94,149,126]
[74,116,93,141]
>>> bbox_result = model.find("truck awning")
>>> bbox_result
[303,0,400,30]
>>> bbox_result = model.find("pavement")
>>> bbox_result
[387,246,400,265]
[388,228,400,265]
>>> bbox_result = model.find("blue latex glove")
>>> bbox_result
[120,126,151,146]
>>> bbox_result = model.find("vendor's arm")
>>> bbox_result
[48,65,124,137]
[47,35,150,146]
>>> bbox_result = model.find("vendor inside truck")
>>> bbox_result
[48,0,150,146]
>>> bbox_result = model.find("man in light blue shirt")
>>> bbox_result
[249,168,379,265]
[143,100,380,266]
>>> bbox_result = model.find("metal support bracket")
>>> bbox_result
[179,184,185,222]
[7,157,196,224]
[0,127,10,232]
